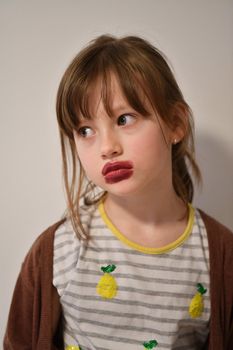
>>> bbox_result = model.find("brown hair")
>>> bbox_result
[56,34,201,239]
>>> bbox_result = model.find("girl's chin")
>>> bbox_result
[95,175,155,197]
[103,182,148,198]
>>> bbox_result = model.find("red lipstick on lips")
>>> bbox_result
[102,161,133,184]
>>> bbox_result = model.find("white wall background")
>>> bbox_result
[1,0,232,342]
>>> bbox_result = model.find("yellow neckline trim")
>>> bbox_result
[98,201,195,254]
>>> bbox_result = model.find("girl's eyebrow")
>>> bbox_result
[111,103,134,113]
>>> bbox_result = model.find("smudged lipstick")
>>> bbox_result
[102,161,133,184]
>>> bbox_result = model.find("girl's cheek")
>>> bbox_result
[78,152,95,173]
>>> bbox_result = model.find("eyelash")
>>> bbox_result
[77,114,136,138]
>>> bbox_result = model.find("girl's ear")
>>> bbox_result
[170,102,189,144]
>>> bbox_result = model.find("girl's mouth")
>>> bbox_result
[102,161,133,184]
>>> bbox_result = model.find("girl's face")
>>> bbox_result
[73,73,176,199]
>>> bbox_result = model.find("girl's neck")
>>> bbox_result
[104,186,187,226]
[102,187,189,249]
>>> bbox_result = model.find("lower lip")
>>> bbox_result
[104,169,133,184]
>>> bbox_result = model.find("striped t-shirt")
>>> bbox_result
[53,202,210,350]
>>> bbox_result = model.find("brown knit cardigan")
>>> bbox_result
[3,210,233,350]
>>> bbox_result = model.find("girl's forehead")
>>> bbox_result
[89,76,129,113]
[83,72,151,119]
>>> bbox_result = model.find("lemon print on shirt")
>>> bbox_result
[66,346,81,350]
[143,340,158,349]
[96,264,117,299]
[189,283,207,318]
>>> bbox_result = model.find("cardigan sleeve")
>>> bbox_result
[3,270,34,349]
[199,210,233,350]
[3,220,65,350]
[3,245,40,349]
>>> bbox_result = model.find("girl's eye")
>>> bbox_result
[117,114,136,126]
[77,126,94,138]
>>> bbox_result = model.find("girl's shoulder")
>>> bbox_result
[28,203,97,258]
[22,219,66,272]
[29,218,66,253]
[198,209,233,239]
[197,208,233,261]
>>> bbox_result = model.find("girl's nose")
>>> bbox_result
[100,132,123,159]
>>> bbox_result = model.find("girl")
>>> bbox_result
[4,35,233,350]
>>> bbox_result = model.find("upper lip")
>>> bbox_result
[102,161,133,176]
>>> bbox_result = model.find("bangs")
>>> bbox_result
[73,66,152,126]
